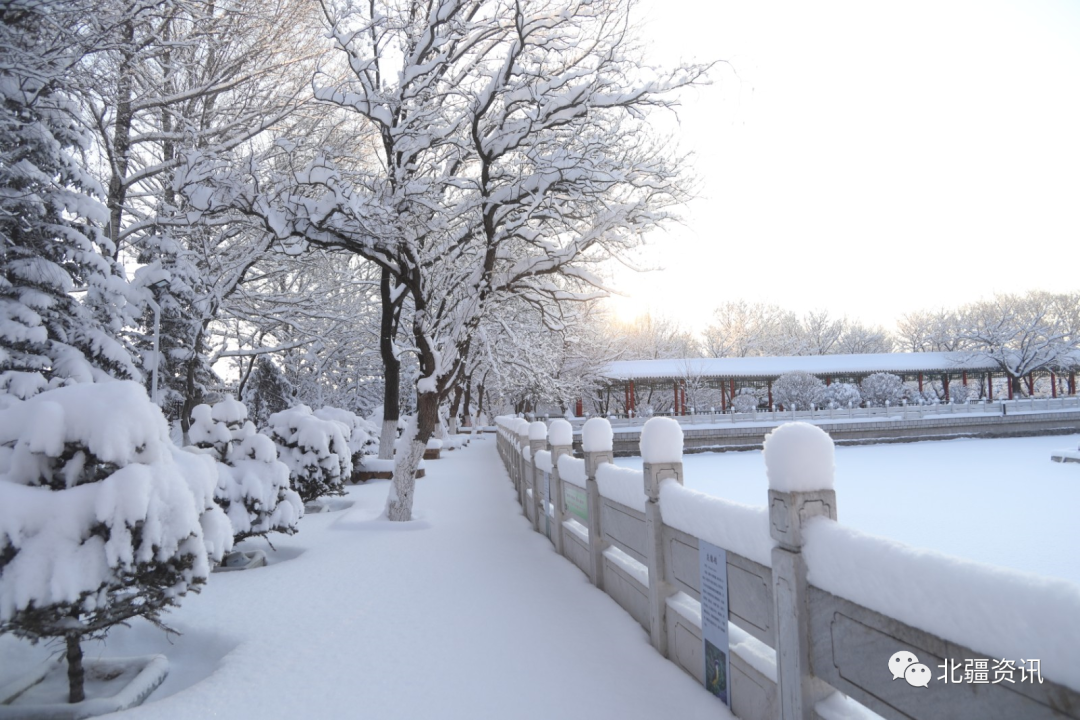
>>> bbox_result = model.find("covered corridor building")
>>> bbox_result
[597,352,1080,415]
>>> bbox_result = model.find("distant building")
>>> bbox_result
[596,352,1078,415]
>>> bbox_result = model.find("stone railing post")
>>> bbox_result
[641,417,684,657]
[582,417,613,591]
[528,421,548,533]
[516,421,530,512]
[547,419,575,556]
[765,423,838,720]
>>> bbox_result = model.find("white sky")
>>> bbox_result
[606,0,1080,334]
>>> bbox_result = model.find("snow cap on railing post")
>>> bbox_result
[528,421,547,454]
[515,418,530,448]
[547,418,574,461]
[581,417,613,478]
[640,417,683,502]
[763,422,837,551]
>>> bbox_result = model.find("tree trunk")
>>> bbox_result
[378,268,401,460]
[462,382,472,427]
[179,326,207,446]
[385,390,438,521]
[66,633,85,704]
[448,384,463,434]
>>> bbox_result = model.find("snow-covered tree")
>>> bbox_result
[823,382,861,409]
[860,372,905,407]
[189,397,302,542]
[614,313,702,361]
[895,308,967,353]
[183,0,707,520]
[262,405,351,504]
[772,371,826,410]
[957,291,1080,397]
[0,381,230,703]
[0,0,140,396]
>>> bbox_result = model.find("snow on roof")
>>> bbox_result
[601,352,999,382]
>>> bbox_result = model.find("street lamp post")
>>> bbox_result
[146,279,169,405]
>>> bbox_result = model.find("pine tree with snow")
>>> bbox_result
[262,405,351,504]
[0,1,139,397]
[0,381,231,703]
[313,405,378,470]
[241,356,294,428]
[189,397,303,543]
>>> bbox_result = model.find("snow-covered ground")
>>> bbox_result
[0,436,729,719]
[616,433,1080,586]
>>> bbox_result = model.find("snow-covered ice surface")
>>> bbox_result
[0,438,730,719]
[615,434,1080,585]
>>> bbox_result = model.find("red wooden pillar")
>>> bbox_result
[1051,372,1058,399]
[942,374,950,403]
[918,372,923,393]
[673,380,679,415]
[575,397,583,417]
[962,371,968,386]
[825,375,832,386]
[767,379,773,409]
[987,372,993,401]
[629,380,636,416]
[1070,371,1076,395]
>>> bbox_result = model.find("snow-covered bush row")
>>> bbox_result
[0,382,231,688]
[262,405,351,503]
[190,397,303,542]
[772,370,826,411]
[731,387,761,413]
[823,382,861,409]
[859,372,905,407]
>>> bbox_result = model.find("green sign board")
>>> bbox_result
[564,484,588,523]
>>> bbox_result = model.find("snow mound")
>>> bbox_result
[548,418,573,446]
[557,455,587,488]
[762,422,834,492]
[581,417,613,453]
[640,417,683,464]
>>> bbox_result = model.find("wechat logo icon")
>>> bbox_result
[890,650,931,688]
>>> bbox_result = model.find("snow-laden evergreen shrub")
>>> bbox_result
[313,405,378,469]
[731,388,761,413]
[0,382,231,700]
[190,397,303,542]
[773,371,826,410]
[824,382,861,409]
[263,405,351,503]
[860,372,905,407]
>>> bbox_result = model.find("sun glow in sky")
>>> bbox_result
[608,0,1080,334]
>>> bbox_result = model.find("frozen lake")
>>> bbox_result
[615,433,1080,586]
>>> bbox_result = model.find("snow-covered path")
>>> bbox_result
[1,435,728,719]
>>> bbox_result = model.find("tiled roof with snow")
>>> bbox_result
[601,352,1000,381]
